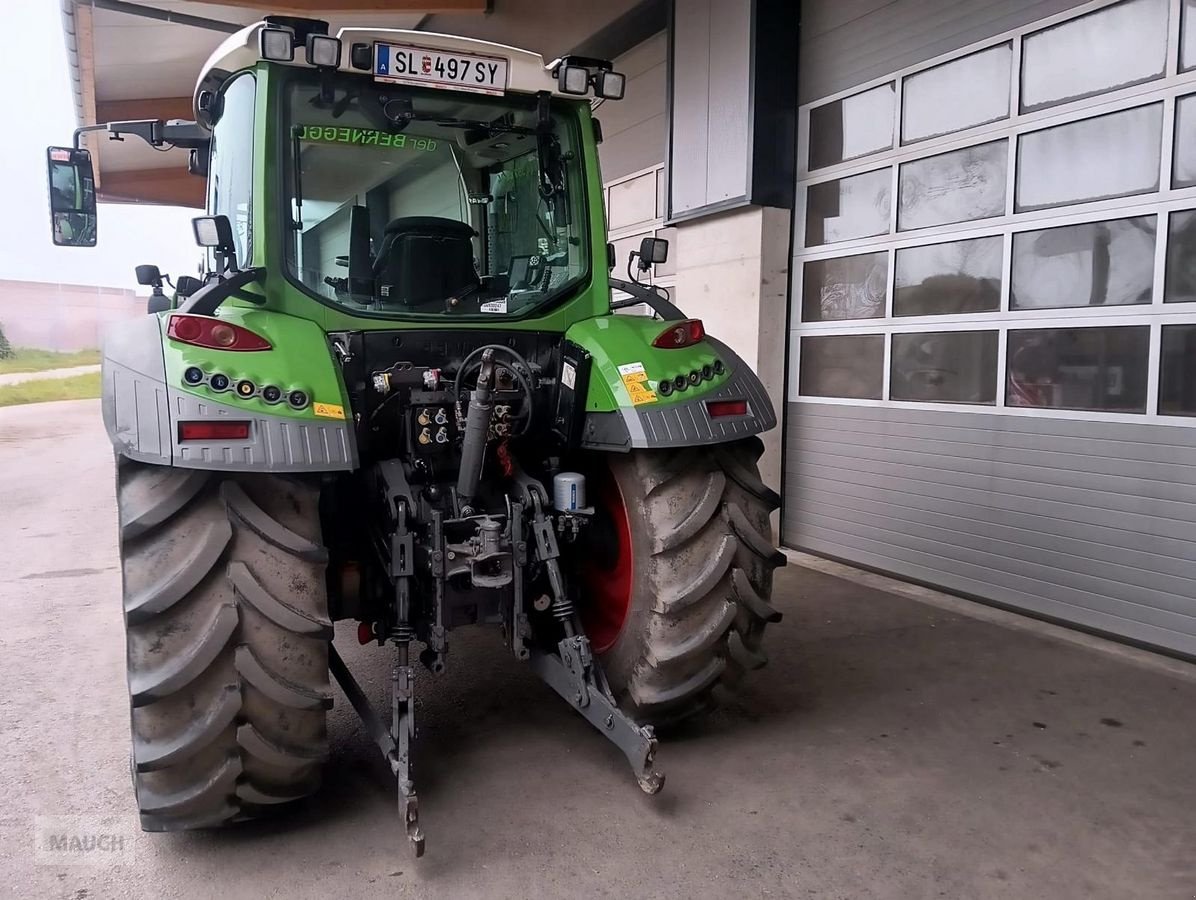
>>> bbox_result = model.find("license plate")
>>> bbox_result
[374,42,508,96]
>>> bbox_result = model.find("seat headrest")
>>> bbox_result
[383,216,476,239]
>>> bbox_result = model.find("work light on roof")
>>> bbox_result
[260,26,295,62]
[595,70,626,100]
[306,34,341,69]
[552,55,626,100]
[558,64,589,96]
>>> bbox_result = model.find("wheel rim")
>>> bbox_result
[579,464,633,653]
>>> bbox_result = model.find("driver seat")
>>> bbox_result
[373,216,478,308]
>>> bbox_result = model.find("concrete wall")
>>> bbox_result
[673,205,790,496]
[0,280,141,351]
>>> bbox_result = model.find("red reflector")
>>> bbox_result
[167,314,271,351]
[178,421,251,441]
[652,318,705,349]
[357,622,374,645]
[706,399,748,418]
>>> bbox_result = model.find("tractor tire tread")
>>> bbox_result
[119,462,331,831]
[601,439,784,725]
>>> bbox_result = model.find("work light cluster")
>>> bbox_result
[183,366,309,410]
[657,359,726,397]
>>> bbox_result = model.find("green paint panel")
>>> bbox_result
[566,316,735,413]
[162,308,348,421]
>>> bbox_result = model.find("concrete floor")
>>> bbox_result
[2,399,1194,900]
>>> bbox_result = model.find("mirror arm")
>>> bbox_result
[72,125,108,150]
[178,267,266,316]
[608,278,685,321]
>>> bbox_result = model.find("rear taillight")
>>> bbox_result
[652,319,705,349]
[178,421,252,442]
[706,399,748,418]
[167,314,271,351]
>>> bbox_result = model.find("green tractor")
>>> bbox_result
[46,17,783,856]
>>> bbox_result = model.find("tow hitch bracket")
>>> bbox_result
[529,641,664,795]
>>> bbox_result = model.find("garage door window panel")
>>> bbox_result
[1165,209,1196,303]
[894,237,1002,317]
[1006,326,1150,412]
[1182,0,1196,70]
[808,83,895,171]
[1020,0,1168,113]
[1011,216,1156,310]
[802,252,887,322]
[891,331,999,404]
[799,334,884,400]
[898,141,1007,231]
[1016,105,1163,212]
[902,44,1012,144]
[1172,94,1196,189]
[805,168,892,246]
[1160,324,1196,415]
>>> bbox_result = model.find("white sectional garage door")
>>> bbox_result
[786,0,1196,656]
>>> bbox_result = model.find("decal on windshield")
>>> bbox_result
[298,126,438,152]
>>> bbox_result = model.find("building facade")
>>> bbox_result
[65,0,1196,657]
[591,0,1196,658]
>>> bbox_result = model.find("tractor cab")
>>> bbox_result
[46,18,637,324]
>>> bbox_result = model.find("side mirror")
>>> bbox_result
[637,237,669,270]
[46,147,97,247]
[192,214,238,272]
[135,264,162,287]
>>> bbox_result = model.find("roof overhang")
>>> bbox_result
[60,1,477,207]
[62,0,655,207]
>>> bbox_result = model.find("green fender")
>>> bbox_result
[564,315,776,451]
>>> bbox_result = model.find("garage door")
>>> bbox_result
[785,0,1196,657]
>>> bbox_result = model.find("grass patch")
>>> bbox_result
[0,347,102,375]
[0,373,102,407]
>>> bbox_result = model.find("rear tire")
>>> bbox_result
[582,437,784,726]
[117,460,333,830]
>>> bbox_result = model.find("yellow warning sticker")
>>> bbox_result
[618,361,657,405]
[313,402,346,420]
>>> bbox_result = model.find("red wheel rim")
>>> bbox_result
[580,465,633,653]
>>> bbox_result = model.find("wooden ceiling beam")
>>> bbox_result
[98,168,206,209]
[96,97,194,124]
[184,0,487,11]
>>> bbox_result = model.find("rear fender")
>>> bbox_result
[101,310,358,472]
[564,315,776,451]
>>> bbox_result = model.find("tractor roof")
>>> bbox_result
[197,23,562,120]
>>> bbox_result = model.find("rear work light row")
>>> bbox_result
[657,359,726,397]
[182,364,309,410]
